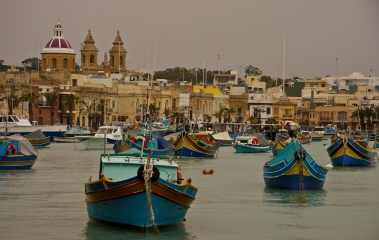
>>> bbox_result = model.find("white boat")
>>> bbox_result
[74,126,123,150]
[0,115,66,141]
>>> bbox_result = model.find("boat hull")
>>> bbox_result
[327,138,377,166]
[85,177,197,229]
[263,139,328,190]
[0,155,37,169]
[233,144,270,153]
[173,133,219,158]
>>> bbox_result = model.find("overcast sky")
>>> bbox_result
[1,0,378,79]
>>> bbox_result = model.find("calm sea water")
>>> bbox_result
[0,140,378,240]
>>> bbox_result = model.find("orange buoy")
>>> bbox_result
[208,169,214,174]
[202,170,209,174]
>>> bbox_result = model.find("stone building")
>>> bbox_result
[80,30,127,76]
[41,22,76,71]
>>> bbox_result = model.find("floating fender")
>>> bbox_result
[208,169,214,174]
[202,170,209,174]
[137,166,160,181]
[294,150,306,160]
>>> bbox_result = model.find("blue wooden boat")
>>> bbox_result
[263,138,328,190]
[233,135,270,153]
[171,132,219,158]
[113,135,174,158]
[0,135,39,170]
[84,151,198,231]
[326,136,377,166]
[24,129,51,147]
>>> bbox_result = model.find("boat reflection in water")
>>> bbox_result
[81,220,195,238]
[262,188,327,207]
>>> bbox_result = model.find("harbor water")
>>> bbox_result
[0,140,378,240]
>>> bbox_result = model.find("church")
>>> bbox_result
[41,21,127,75]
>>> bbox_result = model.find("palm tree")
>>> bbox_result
[213,108,224,123]
[99,99,106,126]
[247,115,257,124]
[63,94,79,127]
[148,103,159,121]
[224,108,235,123]
[20,92,39,122]
[43,91,59,125]
[266,117,278,124]
[351,107,366,130]
[254,107,266,124]
[82,102,95,129]
[163,108,171,119]
[6,93,21,115]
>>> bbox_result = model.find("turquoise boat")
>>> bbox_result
[233,135,271,153]
[84,151,198,231]
[264,138,328,190]
[271,138,292,156]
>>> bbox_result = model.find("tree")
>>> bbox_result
[99,99,106,126]
[82,101,95,129]
[244,65,262,77]
[253,107,266,124]
[163,108,171,119]
[6,94,21,114]
[43,91,60,125]
[20,92,39,122]
[223,108,235,123]
[63,94,79,127]
[266,117,278,124]
[213,108,224,123]
[246,115,257,124]
[21,57,41,71]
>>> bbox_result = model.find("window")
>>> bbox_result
[266,107,271,114]
[63,59,67,69]
[83,55,86,64]
[274,107,279,115]
[52,58,57,68]
[90,55,94,64]
[112,101,115,108]
[72,79,77,86]
[111,56,114,67]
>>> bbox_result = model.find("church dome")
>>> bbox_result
[42,22,75,54]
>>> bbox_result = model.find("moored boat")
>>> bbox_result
[84,150,198,231]
[171,132,219,158]
[74,126,123,150]
[263,138,328,190]
[0,135,39,169]
[233,134,271,153]
[326,136,377,166]
[271,138,292,156]
[23,129,51,147]
[211,131,235,146]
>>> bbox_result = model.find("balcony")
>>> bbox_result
[38,101,50,107]
[282,114,292,118]
[107,108,113,113]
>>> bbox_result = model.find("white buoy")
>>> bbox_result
[325,164,333,169]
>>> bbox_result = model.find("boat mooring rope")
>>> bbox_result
[143,164,160,234]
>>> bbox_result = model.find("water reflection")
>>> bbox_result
[80,220,197,240]
[330,166,375,172]
[262,187,327,207]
